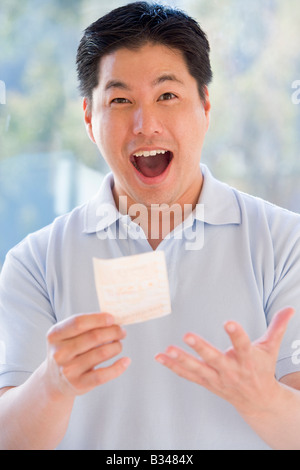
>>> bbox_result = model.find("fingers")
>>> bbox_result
[156,307,295,386]
[50,324,127,364]
[260,307,295,353]
[183,333,225,368]
[182,328,252,369]
[224,322,252,362]
[60,339,124,378]
[79,357,132,391]
[155,330,233,378]
[46,312,130,396]
[47,312,115,342]
[155,332,225,388]
[155,307,296,414]
[60,355,132,395]
[155,346,218,387]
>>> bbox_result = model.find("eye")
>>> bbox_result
[111,98,131,104]
[158,92,177,101]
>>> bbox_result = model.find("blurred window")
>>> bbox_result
[1,0,300,269]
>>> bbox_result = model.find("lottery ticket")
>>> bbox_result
[93,251,172,325]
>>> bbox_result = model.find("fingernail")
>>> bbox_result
[166,348,178,359]
[226,322,236,333]
[155,354,165,364]
[105,314,115,326]
[122,357,131,367]
[185,335,196,346]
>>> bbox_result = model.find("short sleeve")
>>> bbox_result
[264,209,300,380]
[0,237,56,388]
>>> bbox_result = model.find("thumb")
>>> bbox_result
[259,307,295,355]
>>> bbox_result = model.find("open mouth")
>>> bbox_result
[130,149,173,178]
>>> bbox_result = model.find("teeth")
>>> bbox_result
[133,149,168,157]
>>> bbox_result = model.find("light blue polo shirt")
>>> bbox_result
[1,163,300,450]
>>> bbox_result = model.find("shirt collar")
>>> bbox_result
[83,164,241,234]
[83,172,121,234]
[197,164,241,225]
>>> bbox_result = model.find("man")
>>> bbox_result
[1,1,300,450]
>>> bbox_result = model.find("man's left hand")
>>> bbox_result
[155,307,295,417]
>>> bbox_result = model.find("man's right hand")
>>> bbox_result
[0,312,129,449]
[45,313,130,398]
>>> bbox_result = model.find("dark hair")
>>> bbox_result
[76,1,212,104]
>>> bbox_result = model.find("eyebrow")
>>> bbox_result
[105,80,130,91]
[152,73,184,87]
[104,73,184,92]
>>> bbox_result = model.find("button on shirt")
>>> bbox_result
[1,164,300,450]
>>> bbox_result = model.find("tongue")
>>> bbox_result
[135,153,170,178]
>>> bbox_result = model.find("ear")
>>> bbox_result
[202,86,211,131]
[83,98,96,143]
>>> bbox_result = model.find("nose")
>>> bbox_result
[132,105,163,136]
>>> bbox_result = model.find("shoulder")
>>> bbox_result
[200,164,300,232]
[233,186,300,231]
[4,201,88,269]
[231,187,300,262]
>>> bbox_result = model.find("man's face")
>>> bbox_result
[84,42,210,209]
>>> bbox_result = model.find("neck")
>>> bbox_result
[113,176,203,250]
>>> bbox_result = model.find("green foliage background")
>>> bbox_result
[1,0,300,208]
